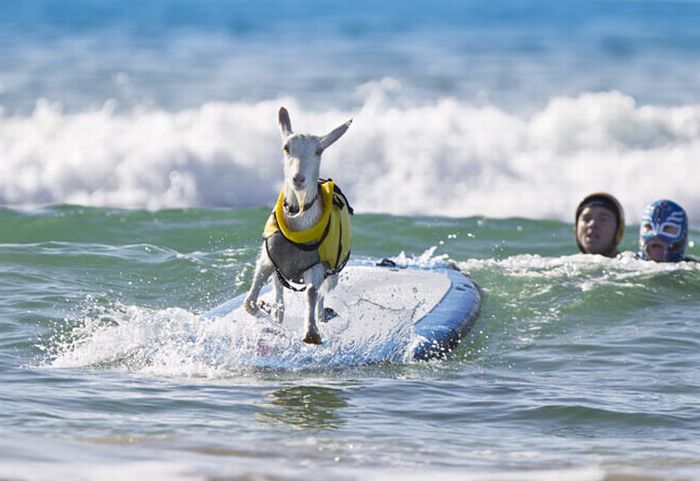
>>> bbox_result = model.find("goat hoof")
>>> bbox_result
[244,298,258,315]
[257,301,272,315]
[303,331,323,345]
[245,299,271,318]
[320,307,338,323]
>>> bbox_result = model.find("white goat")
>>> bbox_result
[244,107,353,344]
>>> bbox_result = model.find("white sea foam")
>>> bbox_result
[2,87,699,221]
[457,251,700,278]
[47,294,417,373]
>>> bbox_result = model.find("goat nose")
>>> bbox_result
[293,174,306,187]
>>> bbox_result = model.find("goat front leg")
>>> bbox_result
[302,265,324,344]
[272,274,285,323]
[244,246,275,316]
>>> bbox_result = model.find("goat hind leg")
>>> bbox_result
[272,274,285,323]
[317,274,339,322]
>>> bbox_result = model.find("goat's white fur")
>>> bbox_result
[243,107,352,344]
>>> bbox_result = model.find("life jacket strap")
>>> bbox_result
[264,235,314,292]
[320,178,354,215]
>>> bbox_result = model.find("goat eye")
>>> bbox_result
[315,148,323,156]
[282,144,289,153]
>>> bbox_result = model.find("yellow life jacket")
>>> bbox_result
[263,179,352,288]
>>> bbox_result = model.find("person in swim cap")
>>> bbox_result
[638,199,690,262]
[575,193,625,257]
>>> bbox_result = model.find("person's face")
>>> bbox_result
[577,206,617,255]
[643,236,669,262]
[639,210,685,262]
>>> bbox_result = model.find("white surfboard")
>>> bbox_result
[204,259,482,362]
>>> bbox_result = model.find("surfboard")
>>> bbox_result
[204,259,482,362]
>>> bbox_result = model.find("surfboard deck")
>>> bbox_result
[205,260,482,361]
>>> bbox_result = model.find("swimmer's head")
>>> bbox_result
[638,199,688,262]
[575,193,625,257]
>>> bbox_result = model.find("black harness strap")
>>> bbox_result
[283,196,318,214]
[264,235,314,292]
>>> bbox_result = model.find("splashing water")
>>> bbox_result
[44,294,421,375]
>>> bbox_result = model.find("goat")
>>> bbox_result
[244,107,353,344]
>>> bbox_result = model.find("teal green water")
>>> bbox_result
[1,206,700,480]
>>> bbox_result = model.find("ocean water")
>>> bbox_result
[2,1,700,480]
[2,208,700,481]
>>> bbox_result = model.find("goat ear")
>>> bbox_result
[319,119,352,151]
[278,107,292,139]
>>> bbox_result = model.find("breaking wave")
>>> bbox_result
[2,87,699,222]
